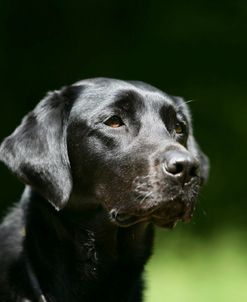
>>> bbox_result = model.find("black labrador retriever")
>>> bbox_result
[0,78,209,302]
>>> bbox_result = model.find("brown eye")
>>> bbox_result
[104,115,125,128]
[175,122,184,134]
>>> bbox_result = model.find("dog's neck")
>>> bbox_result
[20,187,154,302]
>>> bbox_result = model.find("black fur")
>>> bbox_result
[0,78,209,302]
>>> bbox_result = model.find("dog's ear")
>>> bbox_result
[188,136,210,184]
[0,85,81,210]
[174,96,210,185]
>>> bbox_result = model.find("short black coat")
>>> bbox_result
[0,78,209,302]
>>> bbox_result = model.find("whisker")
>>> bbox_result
[177,99,195,109]
[139,191,153,204]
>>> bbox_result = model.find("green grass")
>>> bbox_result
[145,227,247,302]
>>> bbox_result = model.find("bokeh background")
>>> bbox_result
[0,1,246,301]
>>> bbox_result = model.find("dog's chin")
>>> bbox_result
[151,201,195,228]
[110,198,196,229]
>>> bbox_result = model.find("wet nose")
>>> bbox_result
[162,150,199,185]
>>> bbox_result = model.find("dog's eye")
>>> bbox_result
[175,122,184,134]
[104,115,125,128]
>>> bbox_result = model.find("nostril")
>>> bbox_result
[164,160,185,176]
[174,163,184,174]
[190,165,199,178]
[162,150,200,184]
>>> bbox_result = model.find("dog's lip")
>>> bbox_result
[113,213,150,227]
[110,200,195,228]
[152,204,195,228]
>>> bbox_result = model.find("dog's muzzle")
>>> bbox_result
[109,197,196,228]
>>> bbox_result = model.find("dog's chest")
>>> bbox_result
[75,223,154,279]
[71,224,154,301]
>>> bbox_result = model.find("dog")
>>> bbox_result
[0,78,209,302]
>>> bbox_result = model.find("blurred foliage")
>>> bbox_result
[146,226,247,302]
[0,0,246,232]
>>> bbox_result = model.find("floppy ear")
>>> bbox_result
[174,96,210,185]
[0,85,81,210]
[188,136,210,184]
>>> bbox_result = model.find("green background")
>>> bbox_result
[0,1,246,301]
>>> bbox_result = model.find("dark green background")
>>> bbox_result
[0,0,246,233]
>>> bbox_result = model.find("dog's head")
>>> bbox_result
[0,78,209,228]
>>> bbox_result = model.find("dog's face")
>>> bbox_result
[0,78,209,228]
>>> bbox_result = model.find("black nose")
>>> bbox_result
[162,150,199,185]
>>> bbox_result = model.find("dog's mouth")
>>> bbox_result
[110,199,195,229]
[108,172,200,228]
[151,200,195,228]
